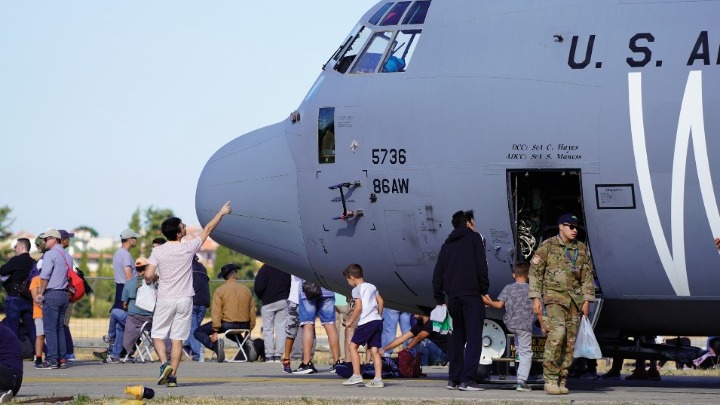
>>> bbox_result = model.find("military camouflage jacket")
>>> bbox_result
[528,236,595,308]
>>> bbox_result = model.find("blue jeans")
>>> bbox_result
[109,308,127,358]
[185,305,206,359]
[298,295,336,325]
[43,290,69,364]
[4,296,36,346]
[381,309,413,357]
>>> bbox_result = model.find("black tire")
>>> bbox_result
[474,363,491,382]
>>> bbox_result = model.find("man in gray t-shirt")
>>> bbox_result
[483,263,535,391]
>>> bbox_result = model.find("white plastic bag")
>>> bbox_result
[573,315,602,359]
[135,281,157,312]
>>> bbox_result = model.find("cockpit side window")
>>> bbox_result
[350,31,393,74]
[318,107,335,164]
[369,3,394,25]
[402,1,431,24]
[334,26,372,74]
[380,29,421,73]
[380,2,411,26]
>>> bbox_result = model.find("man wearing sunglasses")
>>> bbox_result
[529,213,595,395]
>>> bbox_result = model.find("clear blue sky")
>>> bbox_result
[0,1,378,237]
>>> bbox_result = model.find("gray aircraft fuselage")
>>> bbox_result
[196,0,720,337]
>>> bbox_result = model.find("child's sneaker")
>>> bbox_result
[166,376,178,387]
[365,379,384,388]
[157,362,173,385]
[342,374,364,385]
[293,361,317,374]
[281,358,292,374]
[516,382,532,391]
[36,361,58,370]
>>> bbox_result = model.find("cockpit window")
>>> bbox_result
[369,3,394,25]
[318,107,335,164]
[334,26,372,74]
[350,31,393,74]
[380,29,421,73]
[402,1,431,24]
[380,2,411,26]
[380,1,410,25]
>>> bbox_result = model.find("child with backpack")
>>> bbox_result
[341,264,385,388]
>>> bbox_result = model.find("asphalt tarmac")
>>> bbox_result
[18,359,720,404]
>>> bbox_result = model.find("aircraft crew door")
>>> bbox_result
[508,170,588,263]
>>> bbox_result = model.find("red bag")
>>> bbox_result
[397,349,422,378]
[67,269,86,303]
[58,249,86,303]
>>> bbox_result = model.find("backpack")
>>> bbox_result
[16,277,34,300]
[397,349,423,378]
[334,359,400,379]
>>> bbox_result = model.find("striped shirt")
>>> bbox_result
[148,237,201,300]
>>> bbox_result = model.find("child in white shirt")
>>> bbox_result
[341,263,384,388]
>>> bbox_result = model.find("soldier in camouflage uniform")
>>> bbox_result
[529,213,595,395]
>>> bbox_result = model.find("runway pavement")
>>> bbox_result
[18,359,720,404]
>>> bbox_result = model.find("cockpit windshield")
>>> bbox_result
[328,0,431,75]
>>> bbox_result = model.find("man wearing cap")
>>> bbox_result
[144,201,231,387]
[58,230,78,362]
[102,228,141,360]
[529,213,595,395]
[35,229,70,369]
[121,257,155,357]
[0,238,36,344]
[194,263,256,363]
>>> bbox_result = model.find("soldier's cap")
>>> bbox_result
[558,213,579,225]
[120,228,142,239]
[218,263,241,279]
[59,229,74,240]
[38,229,61,240]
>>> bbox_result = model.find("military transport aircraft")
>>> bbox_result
[196,0,720,370]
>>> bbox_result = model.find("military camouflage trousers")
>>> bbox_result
[543,303,580,383]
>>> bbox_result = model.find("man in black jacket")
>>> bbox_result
[1,238,36,344]
[254,264,290,362]
[432,210,490,391]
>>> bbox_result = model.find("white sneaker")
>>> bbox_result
[342,374,364,385]
[0,390,13,404]
[365,379,384,388]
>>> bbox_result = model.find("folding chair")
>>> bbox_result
[221,329,252,362]
[123,321,156,363]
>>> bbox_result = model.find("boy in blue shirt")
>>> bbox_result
[483,263,535,391]
[341,263,385,388]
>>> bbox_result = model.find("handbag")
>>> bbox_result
[573,315,602,359]
[302,281,322,299]
[135,281,157,312]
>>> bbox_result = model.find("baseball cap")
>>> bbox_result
[135,257,148,268]
[120,229,142,239]
[38,229,61,240]
[558,213,579,225]
[59,229,75,239]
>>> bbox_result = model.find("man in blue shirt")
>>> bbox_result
[36,229,70,369]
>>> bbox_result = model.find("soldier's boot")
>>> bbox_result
[558,379,570,394]
[544,381,563,395]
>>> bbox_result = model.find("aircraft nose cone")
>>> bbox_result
[195,123,308,271]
